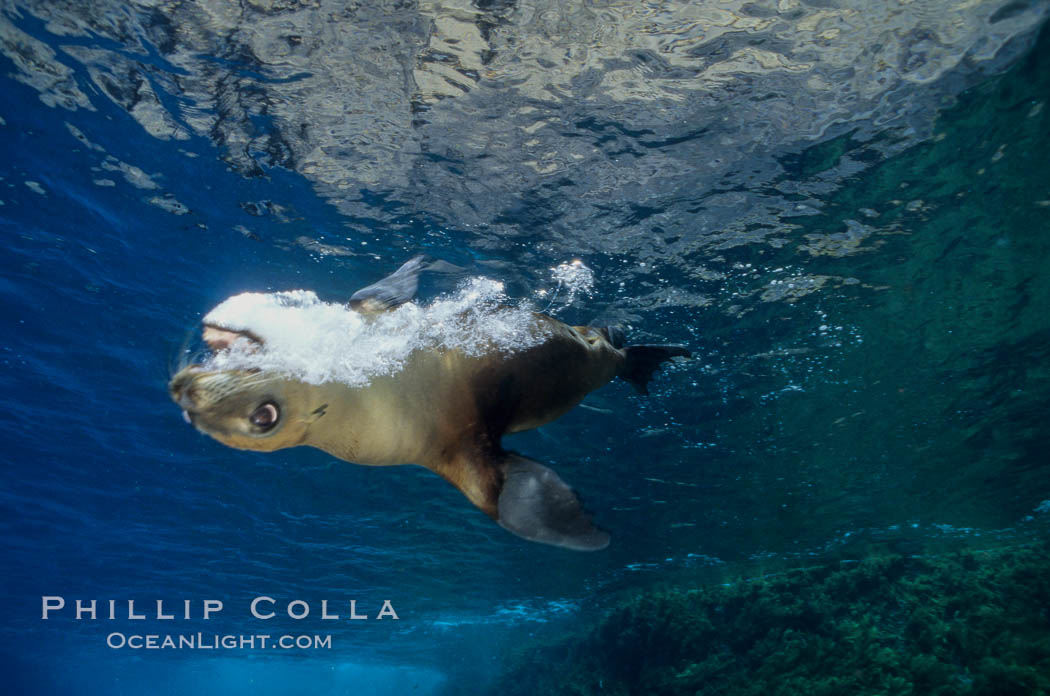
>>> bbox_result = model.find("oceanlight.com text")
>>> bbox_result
[106,632,332,650]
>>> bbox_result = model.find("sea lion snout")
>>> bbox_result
[168,365,306,451]
[169,365,211,410]
[170,369,249,413]
[169,366,196,391]
[169,368,197,408]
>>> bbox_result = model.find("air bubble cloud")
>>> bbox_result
[202,278,548,387]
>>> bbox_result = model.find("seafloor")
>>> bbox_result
[494,544,1050,696]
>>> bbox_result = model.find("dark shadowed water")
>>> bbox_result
[2,1,1049,694]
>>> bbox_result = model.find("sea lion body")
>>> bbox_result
[170,260,687,550]
[320,317,621,512]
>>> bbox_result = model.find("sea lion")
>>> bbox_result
[169,258,689,550]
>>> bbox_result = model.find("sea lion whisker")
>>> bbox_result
[169,322,208,377]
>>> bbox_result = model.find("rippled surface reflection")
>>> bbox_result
[4,0,1047,274]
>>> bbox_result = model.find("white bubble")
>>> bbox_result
[542,258,595,311]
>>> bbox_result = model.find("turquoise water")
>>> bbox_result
[2,1,1050,694]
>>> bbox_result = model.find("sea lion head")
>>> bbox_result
[169,327,325,452]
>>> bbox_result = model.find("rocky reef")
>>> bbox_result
[492,544,1050,696]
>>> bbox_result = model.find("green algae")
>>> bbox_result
[492,544,1050,696]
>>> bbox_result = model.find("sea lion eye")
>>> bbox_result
[250,402,280,431]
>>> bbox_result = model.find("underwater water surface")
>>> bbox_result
[2,1,1050,694]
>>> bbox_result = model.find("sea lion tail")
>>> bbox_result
[496,453,611,551]
[620,344,691,395]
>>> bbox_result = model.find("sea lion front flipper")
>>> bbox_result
[349,255,430,314]
[496,453,610,551]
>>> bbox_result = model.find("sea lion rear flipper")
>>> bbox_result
[620,344,691,395]
[496,453,610,551]
[349,255,431,314]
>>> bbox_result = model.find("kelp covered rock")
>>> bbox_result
[492,545,1050,696]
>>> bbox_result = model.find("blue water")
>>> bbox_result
[3,2,1050,694]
